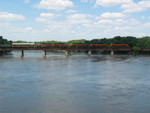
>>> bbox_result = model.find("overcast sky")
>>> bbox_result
[0,0,150,41]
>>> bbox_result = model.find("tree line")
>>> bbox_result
[1,36,150,49]
[36,36,150,49]
[0,36,12,44]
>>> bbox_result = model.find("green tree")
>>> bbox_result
[67,39,86,44]
[136,36,150,48]
[0,36,12,44]
[111,36,137,47]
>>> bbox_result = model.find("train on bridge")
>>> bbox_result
[0,43,129,49]
[1,43,149,57]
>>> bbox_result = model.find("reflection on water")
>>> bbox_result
[0,51,150,113]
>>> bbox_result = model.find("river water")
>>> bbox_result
[0,51,150,113]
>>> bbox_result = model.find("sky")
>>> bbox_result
[0,0,150,41]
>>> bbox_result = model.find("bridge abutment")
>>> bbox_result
[20,50,24,57]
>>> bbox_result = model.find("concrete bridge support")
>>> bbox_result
[43,50,47,57]
[20,50,24,57]
[88,51,92,56]
[65,51,71,56]
[110,50,114,56]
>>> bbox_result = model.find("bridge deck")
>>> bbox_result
[1,47,150,52]
[0,47,133,51]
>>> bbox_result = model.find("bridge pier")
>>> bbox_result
[88,51,92,56]
[43,50,47,57]
[110,50,114,56]
[65,51,71,56]
[20,50,24,57]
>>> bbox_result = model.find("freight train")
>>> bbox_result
[0,43,129,49]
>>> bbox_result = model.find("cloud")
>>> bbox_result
[36,13,61,22]
[36,0,74,11]
[96,12,127,19]
[121,1,150,13]
[95,18,139,27]
[144,22,150,28]
[34,11,145,41]
[40,13,61,18]
[66,9,77,13]
[80,0,94,3]
[95,0,132,7]
[66,14,93,24]
[0,22,38,41]
[96,19,113,26]
[0,12,25,21]
[24,27,33,31]
[24,0,30,4]
[67,14,92,19]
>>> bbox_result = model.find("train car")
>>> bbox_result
[36,43,68,48]
[12,43,35,48]
[111,44,129,49]
[53,44,67,48]
[111,44,129,46]
[0,44,12,54]
[36,43,53,47]
[36,43,91,49]
[88,44,109,49]
[0,44,12,48]
[68,44,88,48]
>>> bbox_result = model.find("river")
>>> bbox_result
[0,51,150,113]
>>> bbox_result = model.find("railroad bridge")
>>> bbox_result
[0,46,134,57]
